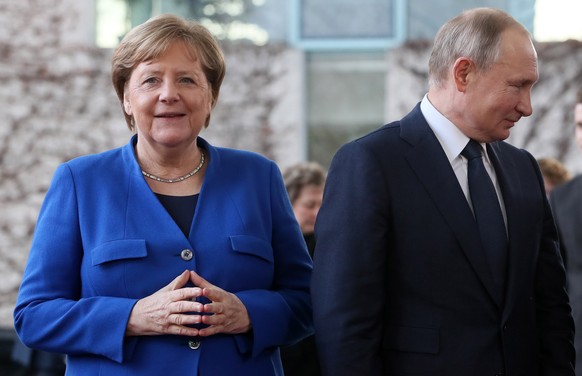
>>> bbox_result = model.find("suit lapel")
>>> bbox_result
[121,138,190,241]
[486,143,524,313]
[401,106,503,308]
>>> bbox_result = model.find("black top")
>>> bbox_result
[304,233,316,258]
[155,193,199,237]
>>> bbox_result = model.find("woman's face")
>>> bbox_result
[124,41,212,149]
[292,184,324,235]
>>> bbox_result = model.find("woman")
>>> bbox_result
[283,162,326,256]
[537,157,571,197]
[281,162,326,376]
[14,14,313,375]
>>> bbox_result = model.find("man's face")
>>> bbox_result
[575,103,582,150]
[459,28,539,142]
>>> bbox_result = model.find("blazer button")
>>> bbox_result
[188,339,201,350]
[181,249,193,261]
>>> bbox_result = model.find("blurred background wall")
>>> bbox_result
[1,0,581,332]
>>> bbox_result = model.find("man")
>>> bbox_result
[312,8,574,376]
[549,88,582,376]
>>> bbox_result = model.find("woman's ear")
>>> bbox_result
[123,95,132,115]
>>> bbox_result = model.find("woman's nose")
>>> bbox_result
[160,82,179,103]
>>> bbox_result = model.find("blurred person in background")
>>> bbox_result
[549,86,582,376]
[283,162,327,256]
[13,14,312,376]
[538,157,571,197]
[280,161,326,376]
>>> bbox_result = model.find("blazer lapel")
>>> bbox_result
[486,143,525,313]
[121,137,190,241]
[401,106,503,308]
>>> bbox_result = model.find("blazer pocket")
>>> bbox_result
[384,324,440,354]
[229,235,274,263]
[91,239,147,266]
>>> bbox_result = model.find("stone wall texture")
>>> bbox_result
[2,0,582,329]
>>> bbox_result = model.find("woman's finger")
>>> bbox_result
[158,270,191,292]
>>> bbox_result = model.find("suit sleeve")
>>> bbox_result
[13,164,138,363]
[529,153,575,375]
[312,141,390,376]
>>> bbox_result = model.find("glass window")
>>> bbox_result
[96,0,128,48]
[306,52,386,167]
[290,0,406,50]
[95,0,273,48]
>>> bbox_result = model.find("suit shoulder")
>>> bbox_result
[492,142,540,168]
[551,174,582,201]
[356,122,401,143]
[493,140,529,155]
[214,146,273,167]
[211,146,277,181]
[64,145,125,173]
[338,121,402,154]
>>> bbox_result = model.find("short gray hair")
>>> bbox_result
[283,162,327,204]
[428,8,528,89]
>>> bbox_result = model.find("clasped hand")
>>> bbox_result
[126,270,251,337]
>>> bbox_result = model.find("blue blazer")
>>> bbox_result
[14,136,313,375]
[312,104,575,376]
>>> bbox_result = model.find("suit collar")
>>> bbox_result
[120,135,220,243]
[420,95,468,163]
[402,106,504,307]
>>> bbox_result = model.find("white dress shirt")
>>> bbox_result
[419,94,507,227]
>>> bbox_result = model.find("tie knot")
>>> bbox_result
[462,140,483,160]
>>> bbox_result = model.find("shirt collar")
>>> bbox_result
[420,94,471,162]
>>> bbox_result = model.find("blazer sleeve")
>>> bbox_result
[235,161,314,357]
[13,164,138,363]
[311,141,389,376]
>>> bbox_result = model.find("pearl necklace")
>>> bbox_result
[141,151,205,183]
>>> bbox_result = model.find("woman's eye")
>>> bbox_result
[180,77,195,84]
[143,77,157,84]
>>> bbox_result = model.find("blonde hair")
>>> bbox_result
[538,158,571,187]
[111,14,225,130]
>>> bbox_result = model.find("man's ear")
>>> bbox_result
[452,57,474,92]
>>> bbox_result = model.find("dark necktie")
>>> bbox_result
[462,140,508,291]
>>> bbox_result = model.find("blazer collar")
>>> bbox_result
[402,105,504,308]
[120,135,220,242]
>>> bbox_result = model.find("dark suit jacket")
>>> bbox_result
[550,175,582,272]
[550,175,582,376]
[312,104,575,376]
